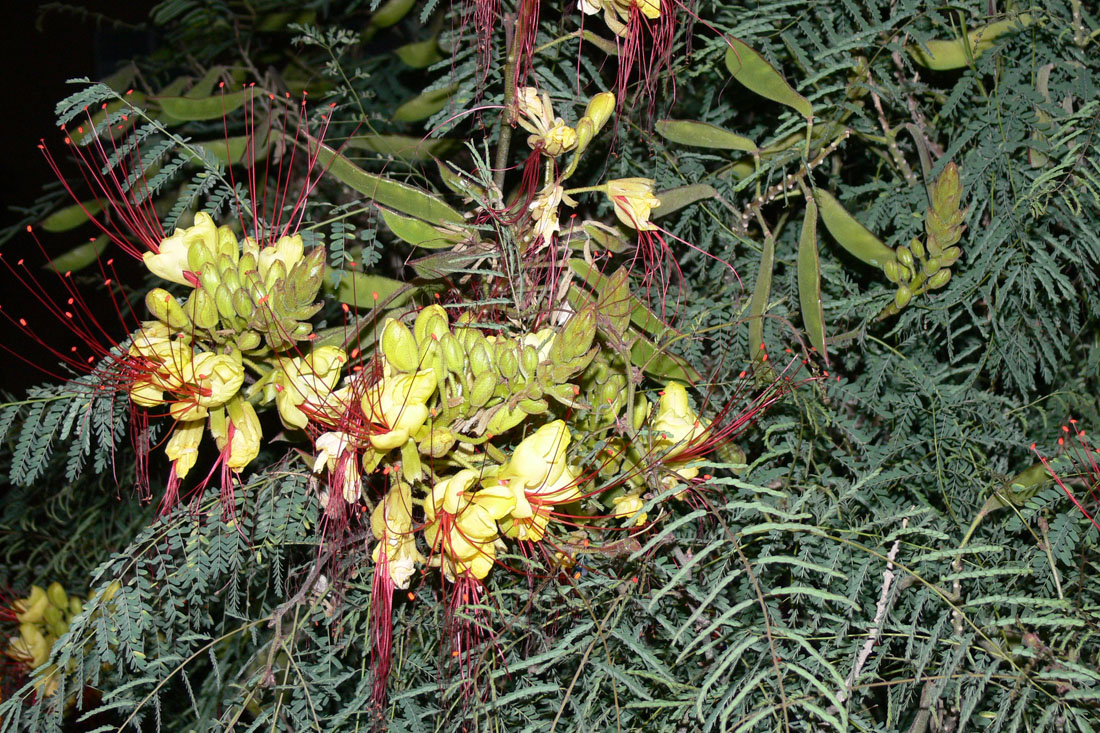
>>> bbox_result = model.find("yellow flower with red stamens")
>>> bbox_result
[606,178,661,231]
[371,479,425,588]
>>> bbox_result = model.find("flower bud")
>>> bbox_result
[927,269,951,289]
[584,91,616,133]
[883,260,900,284]
[469,370,498,409]
[414,304,449,345]
[894,285,913,309]
[146,288,192,331]
[468,341,493,377]
[520,344,540,376]
[185,288,220,330]
[896,246,913,268]
[910,237,925,259]
[381,318,420,373]
[418,427,456,458]
[496,342,519,380]
[939,246,961,267]
[441,332,466,374]
[537,122,578,157]
[484,403,527,435]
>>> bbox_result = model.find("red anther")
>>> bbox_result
[25,225,31,233]
[704,474,713,480]
[307,333,317,340]
[372,291,379,300]
[573,572,581,580]
[351,348,360,359]
[341,303,350,313]
[631,576,638,583]
[739,371,747,378]
[106,259,114,266]
[19,318,26,327]
[407,592,415,601]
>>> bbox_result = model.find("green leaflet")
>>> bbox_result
[724,38,813,119]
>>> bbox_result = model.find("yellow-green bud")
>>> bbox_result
[894,285,912,309]
[939,246,961,266]
[381,318,419,372]
[146,288,191,331]
[883,260,900,284]
[928,269,951,289]
[418,427,456,458]
[520,344,540,376]
[46,582,68,610]
[469,371,498,408]
[585,91,616,132]
[414,304,449,345]
[468,341,493,377]
[441,332,466,374]
[238,331,262,351]
[896,246,913,268]
[186,288,219,329]
[910,237,925,260]
[485,403,527,435]
[496,342,519,380]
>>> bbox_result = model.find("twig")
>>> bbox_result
[839,517,907,703]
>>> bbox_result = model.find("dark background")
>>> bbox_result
[1,2,151,394]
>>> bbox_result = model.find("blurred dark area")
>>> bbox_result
[1,2,152,395]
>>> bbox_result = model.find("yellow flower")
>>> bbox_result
[606,178,661,231]
[534,122,578,157]
[424,470,511,580]
[651,381,707,487]
[361,365,437,452]
[611,493,647,527]
[244,233,305,282]
[527,184,564,245]
[515,87,554,134]
[371,480,425,588]
[313,431,362,503]
[144,212,219,285]
[165,418,204,480]
[275,346,347,429]
[209,397,262,471]
[581,0,660,37]
[652,382,705,459]
[170,352,245,421]
[488,421,582,541]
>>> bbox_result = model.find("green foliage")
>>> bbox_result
[3,0,1100,730]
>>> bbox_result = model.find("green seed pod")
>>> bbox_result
[928,269,951,289]
[896,246,914,268]
[469,370,498,408]
[413,304,449,345]
[939,246,962,267]
[237,330,262,351]
[146,288,191,331]
[894,285,912,309]
[815,189,896,267]
[910,237,926,260]
[46,582,68,610]
[381,318,419,372]
[441,332,466,374]
[883,260,900,284]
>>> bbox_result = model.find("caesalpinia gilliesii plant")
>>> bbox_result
[7,79,809,710]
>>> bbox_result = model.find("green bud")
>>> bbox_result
[484,403,527,435]
[232,288,255,320]
[939,246,961,267]
[468,341,493,377]
[146,288,191,331]
[550,305,597,370]
[894,285,912,309]
[381,318,419,372]
[418,335,443,376]
[899,264,912,282]
[633,396,650,432]
[187,288,220,329]
[883,260,900,284]
[910,237,925,260]
[469,371,498,408]
[213,283,238,321]
[923,257,941,277]
[413,304,449,345]
[584,91,616,133]
[46,582,68,610]
[497,342,519,380]
[264,259,288,295]
[520,344,540,376]
[518,398,548,415]
[237,330,262,351]
[928,269,951,289]
[68,597,82,617]
[441,332,466,374]
[418,427,456,458]
[198,262,221,293]
[896,246,914,268]
[43,603,62,628]
[599,267,632,339]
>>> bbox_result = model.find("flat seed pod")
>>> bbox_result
[815,189,896,268]
[797,200,827,364]
[725,38,813,119]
